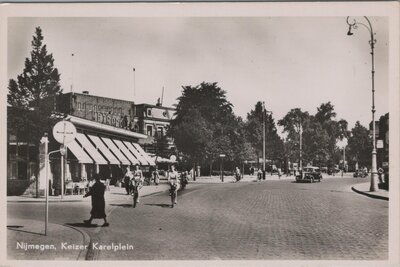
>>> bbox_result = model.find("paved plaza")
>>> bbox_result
[7,175,388,260]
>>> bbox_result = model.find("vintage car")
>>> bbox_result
[353,169,368,178]
[296,166,322,183]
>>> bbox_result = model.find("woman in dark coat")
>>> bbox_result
[83,174,109,226]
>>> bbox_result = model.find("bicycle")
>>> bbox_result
[169,182,178,208]
[144,176,152,186]
[130,178,142,208]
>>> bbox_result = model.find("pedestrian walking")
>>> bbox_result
[132,164,144,203]
[152,166,160,185]
[257,169,262,181]
[378,167,384,184]
[168,164,180,206]
[123,166,133,195]
[234,166,241,182]
[83,174,109,227]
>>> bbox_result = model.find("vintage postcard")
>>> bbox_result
[0,2,399,266]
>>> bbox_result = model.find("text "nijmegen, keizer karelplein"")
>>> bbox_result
[62,242,134,252]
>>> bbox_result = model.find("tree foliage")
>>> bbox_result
[278,103,349,167]
[8,27,62,143]
[169,83,237,166]
[245,101,284,163]
[347,121,372,168]
[169,82,255,173]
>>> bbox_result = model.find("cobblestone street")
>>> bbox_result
[95,178,387,260]
[8,177,388,260]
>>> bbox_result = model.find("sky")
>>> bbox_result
[8,17,389,137]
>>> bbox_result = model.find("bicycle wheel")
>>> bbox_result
[133,189,138,208]
[171,191,176,208]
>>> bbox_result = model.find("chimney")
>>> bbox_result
[82,91,89,95]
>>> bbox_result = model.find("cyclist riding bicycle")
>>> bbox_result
[130,164,143,203]
[167,165,180,207]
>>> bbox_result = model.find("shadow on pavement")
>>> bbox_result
[110,192,130,196]
[7,226,44,236]
[145,203,171,208]
[109,203,133,208]
[66,222,99,228]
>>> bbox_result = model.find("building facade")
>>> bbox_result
[7,91,176,196]
[134,103,176,155]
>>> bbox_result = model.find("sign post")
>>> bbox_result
[40,134,49,236]
[219,154,226,182]
[53,121,76,199]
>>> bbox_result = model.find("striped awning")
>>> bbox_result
[75,133,108,165]
[87,135,120,165]
[101,137,131,165]
[66,140,94,164]
[113,139,140,165]
[123,141,149,165]
[131,143,156,166]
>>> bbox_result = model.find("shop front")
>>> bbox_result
[47,115,155,195]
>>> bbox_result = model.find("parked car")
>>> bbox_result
[296,166,322,183]
[353,169,368,178]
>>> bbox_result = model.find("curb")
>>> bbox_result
[351,186,389,201]
[60,223,92,260]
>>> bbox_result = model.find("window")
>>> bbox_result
[77,102,81,110]
[147,125,153,136]
[157,127,164,138]
[147,109,152,116]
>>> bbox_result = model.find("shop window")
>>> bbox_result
[8,162,17,180]
[147,125,153,136]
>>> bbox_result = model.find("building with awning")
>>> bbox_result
[45,92,158,192]
[59,115,156,186]
[7,91,171,196]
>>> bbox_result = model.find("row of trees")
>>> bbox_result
[168,83,373,173]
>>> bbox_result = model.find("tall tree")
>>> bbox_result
[278,108,310,163]
[8,26,62,143]
[169,82,239,173]
[347,121,373,169]
[245,101,284,166]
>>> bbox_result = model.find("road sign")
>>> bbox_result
[376,140,384,149]
[53,121,77,145]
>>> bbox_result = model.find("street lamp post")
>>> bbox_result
[262,102,272,180]
[299,124,303,171]
[346,16,379,192]
[262,102,266,180]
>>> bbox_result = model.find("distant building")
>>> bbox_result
[134,103,176,155]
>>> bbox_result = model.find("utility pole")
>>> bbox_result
[262,101,266,180]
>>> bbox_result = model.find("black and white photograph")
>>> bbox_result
[1,2,399,265]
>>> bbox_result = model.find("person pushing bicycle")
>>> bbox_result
[167,164,180,207]
[130,164,143,203]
